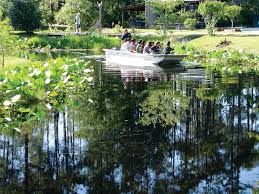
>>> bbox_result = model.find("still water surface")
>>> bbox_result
[0,56,259,193]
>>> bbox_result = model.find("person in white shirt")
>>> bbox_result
[128,39,136,52]
[143,41,153,54]
[75,13,81,33]
[120,39,130,51]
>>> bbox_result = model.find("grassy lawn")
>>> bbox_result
[186,35,259,54]
[0,56,31,69]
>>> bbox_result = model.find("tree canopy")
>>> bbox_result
[198,1,225,35]
[150,0,183,34]
[55,0,97,30]
[225,5,241,30]
[9,0,42,32]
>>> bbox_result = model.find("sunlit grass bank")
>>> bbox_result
[187,35,259,55]
[0,56,32,69]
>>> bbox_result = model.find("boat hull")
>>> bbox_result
[103,49,187,67]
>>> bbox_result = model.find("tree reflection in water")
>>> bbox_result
[0,65,259,193]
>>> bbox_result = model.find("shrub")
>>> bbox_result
[9,0,42,32]
[26,35,121,50]
[184,18,197,30]
[113,24,123,33]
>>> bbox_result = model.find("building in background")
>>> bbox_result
[123,0,201,28]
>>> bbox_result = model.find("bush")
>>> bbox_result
[113,24,123,33]
[184,18,197,30]
[9,0,42,32]
[26,35,121,50]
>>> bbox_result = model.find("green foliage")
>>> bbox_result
[225,5,241,30]
[184,18,197,30]
[239,0,259,26]
[39,1,54,26]
[0,58,94,134]
[150,0,184,35]
[9,0,42,32]
[113,23,123,33]
[177,45,259,74]
[100,0,138,27]
[0,0,11,17]
[26,35,120,50]
[0,19,15,44]
[0,18,16,68]
[0,6,3,19]
[198,1,225,35]
[176,10,198,23]
[55,0,97,30]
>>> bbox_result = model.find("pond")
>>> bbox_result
[0,55,259,193]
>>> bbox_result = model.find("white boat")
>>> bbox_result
[103,49,187,67]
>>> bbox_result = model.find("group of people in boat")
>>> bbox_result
[120,29,174,55]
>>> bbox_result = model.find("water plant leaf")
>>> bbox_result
[18,107,31,113]
[36,110,45,120]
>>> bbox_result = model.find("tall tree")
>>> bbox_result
[239,0,259,26]
[225,5,241,31]
[198,1,225,35]
[0,0,11,17]
[9,0,42,33]
[150,0,183,35]
[0,18,15,68]
[87,0,143,27]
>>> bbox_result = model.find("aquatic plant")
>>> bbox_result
[0,58,94,134]
[175,45,259,75]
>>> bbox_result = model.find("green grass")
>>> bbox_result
[187,35,259,54]
[0,56,32,69]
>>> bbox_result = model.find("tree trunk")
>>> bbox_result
[163,15,166,35]
[1,46,4,68]
[49,0,53,12]
[231,19,234,31]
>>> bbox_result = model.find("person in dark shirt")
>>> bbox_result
[151,42,161,54]
[121,29,132,42]
[164,41,174,54]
